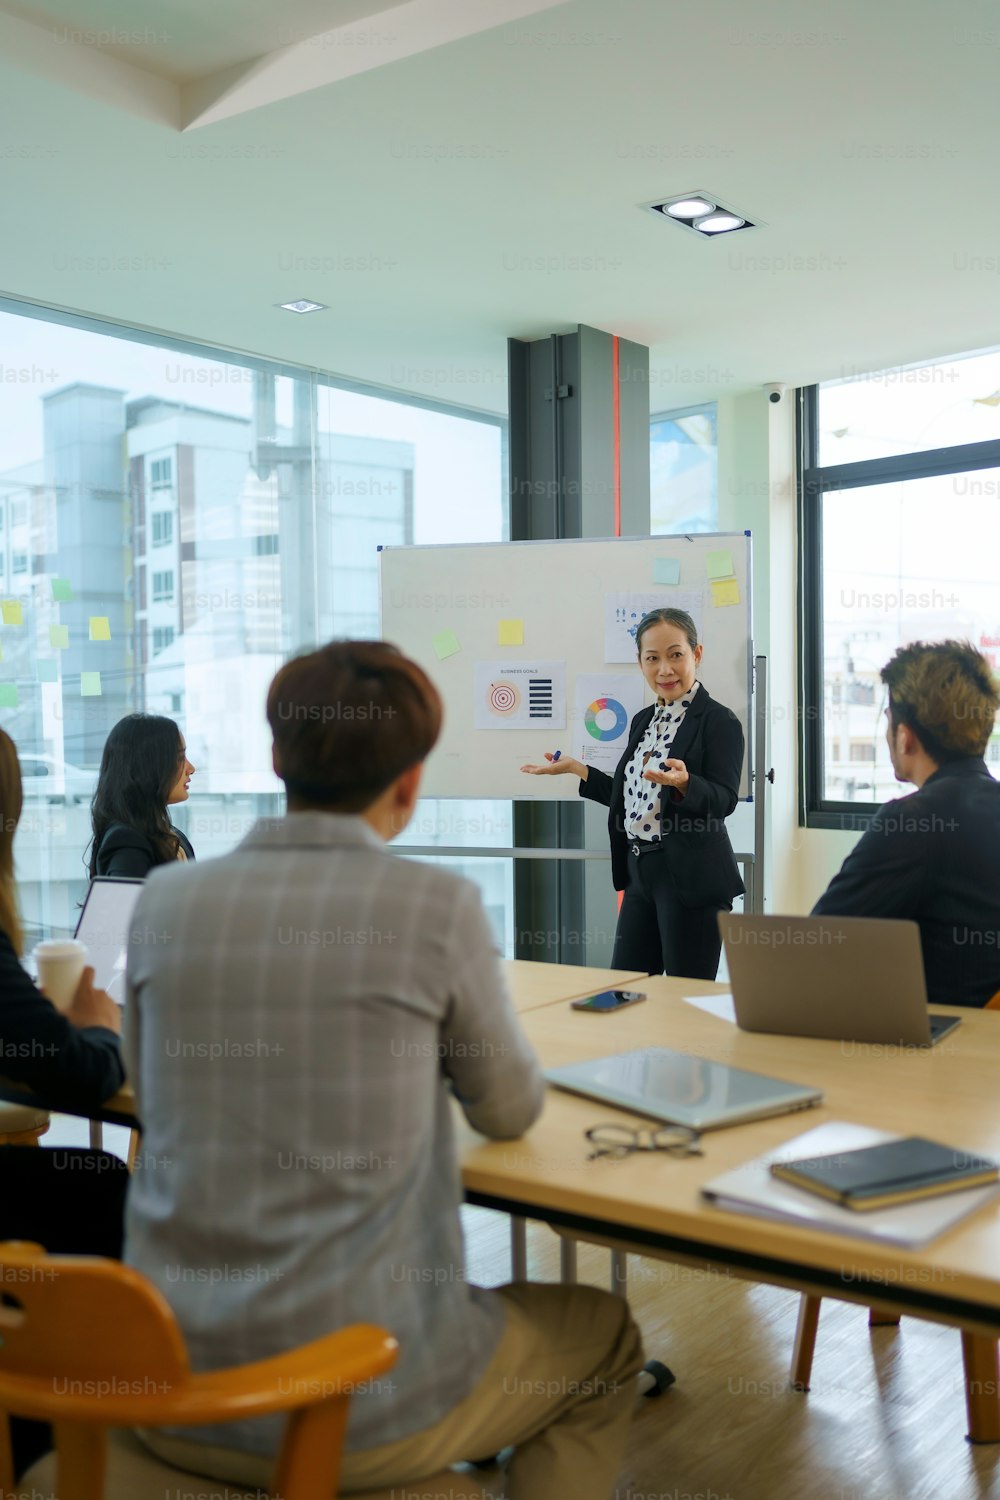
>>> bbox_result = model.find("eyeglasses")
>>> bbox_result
[585,1123,703,1161]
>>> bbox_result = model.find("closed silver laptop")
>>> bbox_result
[718,914,962,1047]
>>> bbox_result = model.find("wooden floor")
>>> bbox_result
[462,1205,1000,1500]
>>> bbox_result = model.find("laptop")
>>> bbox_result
[718,914,962,1047]
[544,1047,822,1131]
[73,877,144,1005]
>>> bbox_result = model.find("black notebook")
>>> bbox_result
[770,1136,999,1212]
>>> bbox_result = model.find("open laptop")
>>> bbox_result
[544,1047,822,1131]
[73,877,144,1005]
[718,914,962,1047]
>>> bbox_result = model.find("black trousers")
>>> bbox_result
[611,848,731,981]
[0,1146,129,1477]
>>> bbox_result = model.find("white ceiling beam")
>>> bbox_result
[0,5,179,128]
[180,0,572,130]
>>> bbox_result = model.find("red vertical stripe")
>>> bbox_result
[612,335,621,537]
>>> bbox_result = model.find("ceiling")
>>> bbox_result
[1,0,999,416]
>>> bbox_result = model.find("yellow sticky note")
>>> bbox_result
[80,672,102,698]
[498,619,524,646]
[433,630,461,661]
[706,550,734,580]
[89,616,111,642]
[711,579,741,607]
[49,624,69,650]
[2,601,23,626]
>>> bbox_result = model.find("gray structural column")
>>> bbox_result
[508,325,650,964]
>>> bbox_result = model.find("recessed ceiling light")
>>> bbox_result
[644,192,759,238]
[664,197,715,220]
[279,299,327,314]
[694,211,745,234]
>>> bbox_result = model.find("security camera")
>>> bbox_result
[763,383,785,404]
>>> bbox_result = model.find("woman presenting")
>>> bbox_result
[522,608,744,980]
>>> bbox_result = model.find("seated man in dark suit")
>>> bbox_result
[813,639,1000,1006]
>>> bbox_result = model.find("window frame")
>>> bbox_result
[799,383,1000,829]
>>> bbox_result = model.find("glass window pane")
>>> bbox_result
[819,348,1000,466]
[821,469,1000,802]
[650,405,718,532]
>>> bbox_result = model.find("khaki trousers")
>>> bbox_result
[141,1282,646,1500]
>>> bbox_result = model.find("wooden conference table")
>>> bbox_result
[5,961,1000,1434]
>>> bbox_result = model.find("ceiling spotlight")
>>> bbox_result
[279,299,327,314]
[664,196,715,219]
[694,211,745,234]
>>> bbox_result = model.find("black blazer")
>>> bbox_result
[813,757,1000,1008]
[0,926,124,1108]
[580,685,745,906]
[96,822,195,879]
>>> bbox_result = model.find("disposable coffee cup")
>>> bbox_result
[34,940,88,1013]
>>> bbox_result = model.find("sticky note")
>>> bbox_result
[711,579,741,607]
[0,684,18,708]
[432,630,461,661]
[653,557,681,586]
[37,660,58,683]
[498,619,524,646]
[80,672,102,697]
[89,616,111,642]
[2,601,23,626]
[706,551,734,580]
[49,624,69,649]
[51,579,73,602]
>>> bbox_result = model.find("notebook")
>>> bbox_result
[771,1137,999,1211]
[543,1047,822,1131]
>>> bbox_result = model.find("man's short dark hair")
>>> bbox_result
[881,640,999,763]
[266,641,442,811]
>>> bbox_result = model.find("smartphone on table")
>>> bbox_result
[570,989,647,1013]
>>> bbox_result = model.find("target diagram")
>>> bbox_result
[474,661,566,730]
[488,681,521,716]
[584,696,629,742]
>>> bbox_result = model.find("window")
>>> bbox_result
[10,499,27,526]
[151,570,174,603]
[150,457,172,489]
[0,296,506,946]
[151,512,173,546]
[11,552,27,574]
[650,404,718,533]
[801,347,1000,826]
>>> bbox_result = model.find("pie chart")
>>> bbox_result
[584,696,628,742]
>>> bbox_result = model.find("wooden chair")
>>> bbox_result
[790,988,1000,1443]
[0,1103,49,1147]
[0,1240,398,1499]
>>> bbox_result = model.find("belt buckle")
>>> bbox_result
[630,842,640,856]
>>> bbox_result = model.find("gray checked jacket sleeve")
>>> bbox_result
[439,880,545,1139]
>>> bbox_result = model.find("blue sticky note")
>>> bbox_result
[653,557,681,586]
[37,660,59,683]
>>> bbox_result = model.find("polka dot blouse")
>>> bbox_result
[623,680,701,843]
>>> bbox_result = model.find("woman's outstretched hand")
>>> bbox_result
[521,752,584,777]
[643,757,689,792]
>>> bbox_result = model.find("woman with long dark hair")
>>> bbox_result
[88,714,196,879]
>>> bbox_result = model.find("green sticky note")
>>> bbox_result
[0,684,18,708]
[89,616,111,642]
[432,630,461,661]
[37,660,58,683]
[653,557,681,586]
[706,550,734,580]
[498,619,524,646]
[80,672,102,698]
[2,601,23,626]
[51,579,73,602]
[711,578,741,607]
[49,624,69,650]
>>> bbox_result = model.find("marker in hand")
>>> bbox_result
[552,751,561,762]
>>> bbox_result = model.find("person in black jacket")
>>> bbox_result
[0,728,129,1474]
[88,713,195,879]
[522,608,745,979]
[813,639,1000,1007]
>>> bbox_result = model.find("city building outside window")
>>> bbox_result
[650,403,718,534]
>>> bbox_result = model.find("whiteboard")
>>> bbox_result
[379,534,753,800]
